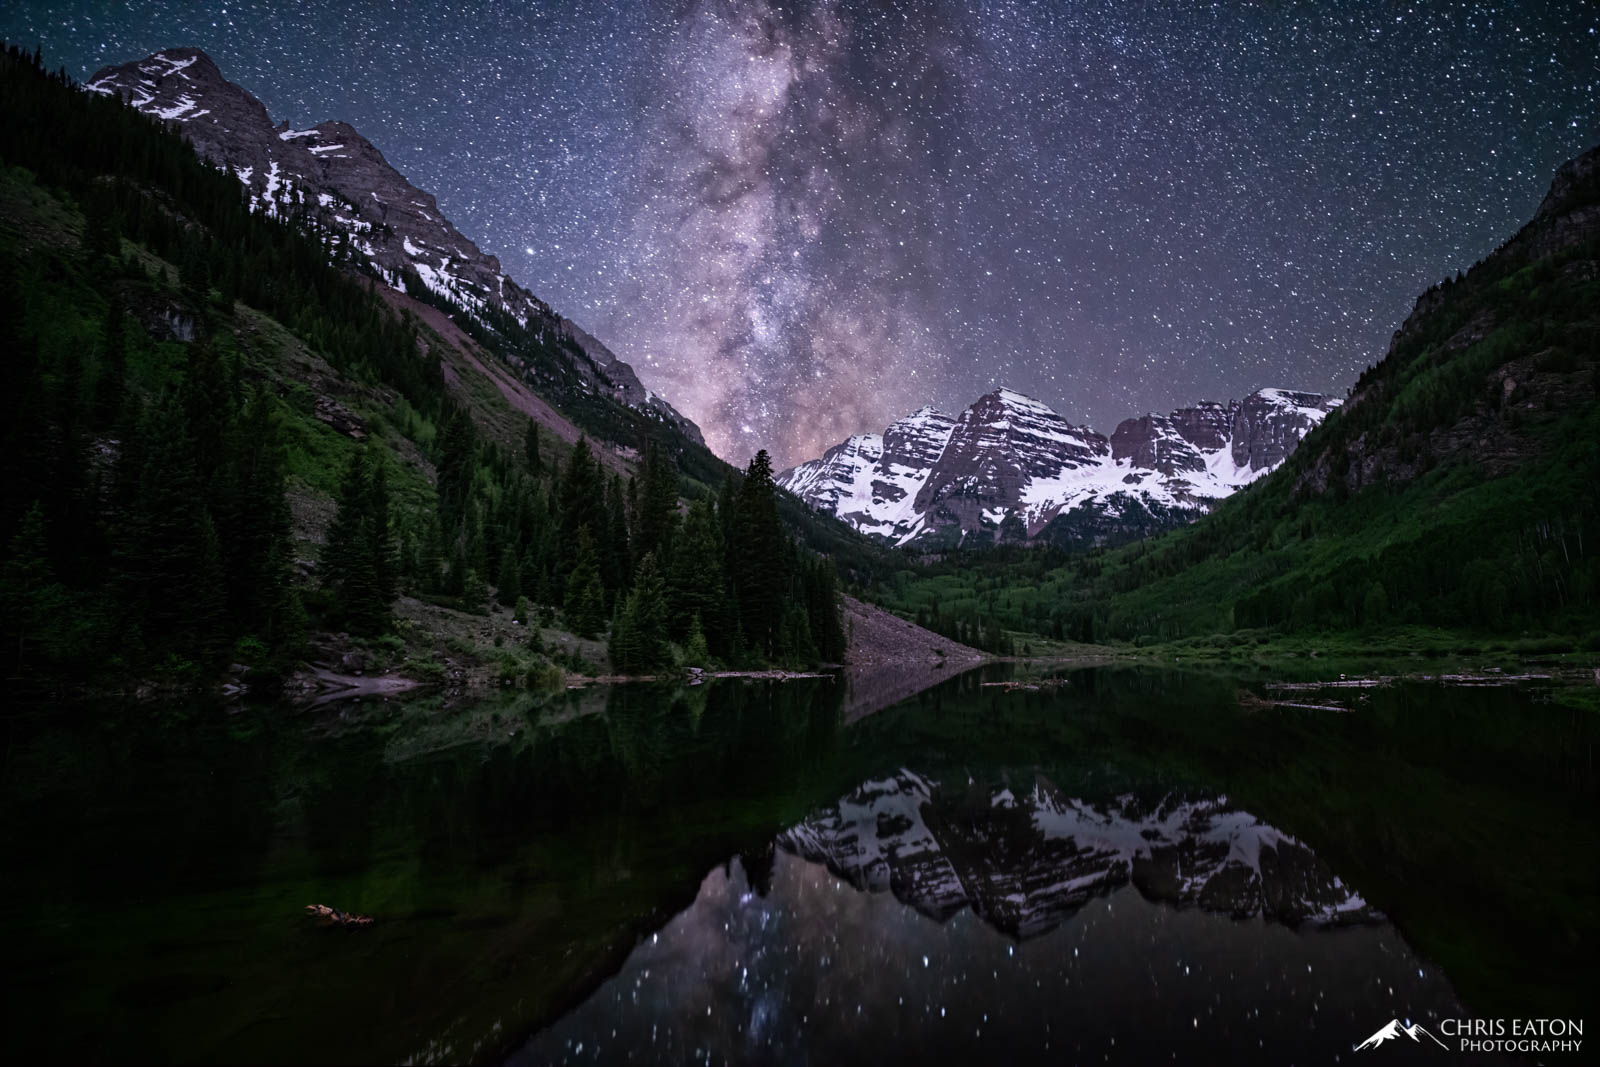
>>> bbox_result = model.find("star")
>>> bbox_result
[5,0,1594,467]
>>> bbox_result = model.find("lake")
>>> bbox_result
[3,664,1594,1064]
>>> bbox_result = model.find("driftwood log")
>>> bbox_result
[305,903,373,927]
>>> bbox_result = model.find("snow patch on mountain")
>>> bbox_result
[778,386,1339,547]
[85,46,704,445]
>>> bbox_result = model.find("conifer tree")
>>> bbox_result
[0,502,65,669]
[116,395,229,660]
[804,557,847,662]
[558,437,605,553]
[729,450,785,658]
[604,473,633,596]
[667,497,730,646]
[190,511,228,659]
[496,543,521,607]
[777,599,816,665]
[524,418,541,473]
[93,301,126,428]
[461,569,488,614]
[610,552,669,672]
[321,447,391,634]
[216,387,291,639]
[682,612,711,666]
[367,454,396,604]
[634,441,679,563]
[418,512,445,594]
[565,526,607,638]
[435,405,477,534]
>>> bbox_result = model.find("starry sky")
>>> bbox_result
[4,1,1597,466]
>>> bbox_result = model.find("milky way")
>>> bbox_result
[4,1,1596,465]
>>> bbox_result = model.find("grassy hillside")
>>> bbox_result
[0,46,897,688]
[871,146,1600,655]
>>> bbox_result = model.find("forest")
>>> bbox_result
[872,188,1600,652]
[0,45,844,685]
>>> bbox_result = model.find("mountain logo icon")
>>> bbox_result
[1353,1018,1450,1051]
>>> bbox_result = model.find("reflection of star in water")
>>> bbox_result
[513,844,1464,1065]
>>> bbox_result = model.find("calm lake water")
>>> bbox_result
[3,665,1594,1064]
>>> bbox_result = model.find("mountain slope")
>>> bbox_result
[83,47,702,445]
[0,44,910,685]
[875,144,1600,646]
[780,386,1337,548]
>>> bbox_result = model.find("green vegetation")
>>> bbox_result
[867,158,1600,655]
[0,45,853,687]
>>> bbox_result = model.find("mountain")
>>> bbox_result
[778,386,1338,548]
[875,143,1600,646]
[0,43,907,688]
[779,770,1377,940]
[83,47,702,444]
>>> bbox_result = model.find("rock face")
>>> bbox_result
[779,386,1338,547]
[777,407,957,539]
[1295,142,1600,499]
[779,770,1377,939]
[86,48,702,443]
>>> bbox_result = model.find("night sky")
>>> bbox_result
[4,2,1596,466]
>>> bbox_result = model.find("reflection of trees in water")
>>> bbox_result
[739,840,777,897]
[597,679,845,800]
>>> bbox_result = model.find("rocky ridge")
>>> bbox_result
[85,47,702,443]
[1295,142,1600,498]
[780,386,1338,547]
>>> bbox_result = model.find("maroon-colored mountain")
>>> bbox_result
[86,48,702,443]
[779,386,1339,548]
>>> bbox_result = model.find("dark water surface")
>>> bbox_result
[2,665,1594,1064]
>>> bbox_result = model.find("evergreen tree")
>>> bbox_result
[557,436,606,578]
[0,502,67,669]
[524,418,541,473]
[682,612,711,666]
[115,395,229,660]
[565,526,607,638]
[321,447,390,634]
[804,557,847,662]
[495,543,522,607]
[435,405,477,534]
[461,569,488,614]
[604,473,633,597]
[93,301,126,428]
[777,599,816,665]
[465,503,489,581]
[634,440,679,562]
[179,237,210,306]
[418,512,445,594]
[190,510,228,660]
[610,552,669,672]
[216,387,291,642]
[667,497,732,649]
[367,454,396,604]
[729,450,785,658]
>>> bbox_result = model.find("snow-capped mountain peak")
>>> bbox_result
[778,386,1339,548]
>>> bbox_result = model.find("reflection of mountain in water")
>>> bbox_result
[779,770,1378,938]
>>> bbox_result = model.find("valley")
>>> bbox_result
[0,14,1596,1067]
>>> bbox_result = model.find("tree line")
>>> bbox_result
[0,45,845,681]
